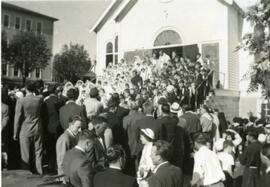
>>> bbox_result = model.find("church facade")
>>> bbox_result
[91,0,244,120]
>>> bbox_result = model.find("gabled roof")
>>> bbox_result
[90,0,244,34]
[2,1,58,21]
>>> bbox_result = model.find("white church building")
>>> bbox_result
[90,0,261,120]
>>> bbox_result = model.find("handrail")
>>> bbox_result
[195,69,214,91]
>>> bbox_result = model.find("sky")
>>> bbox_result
[5,0,256,60]
[6,0,111,59]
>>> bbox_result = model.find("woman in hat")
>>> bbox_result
[138,128,155,179]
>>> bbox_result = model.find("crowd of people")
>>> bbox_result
[1,50,270,187]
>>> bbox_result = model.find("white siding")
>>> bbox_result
[227,6,242,90]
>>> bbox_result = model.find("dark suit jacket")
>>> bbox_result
[123,111,145,156]
[135,116,162,140]
[43,94,61,134]
[181,112,201,134]
[59,101,87,130]
[14,94,43,138]
[94,168,138,187]
[147,162,183,187]
[158,115,179,143]
[63,147,95,187]
[259,171,270,187]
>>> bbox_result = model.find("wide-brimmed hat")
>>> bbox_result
[141,128,155,140]
[170,102,181,114]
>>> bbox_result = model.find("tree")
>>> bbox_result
[239,0,270,94]
[53,43,91,83]
[3,31,52,85]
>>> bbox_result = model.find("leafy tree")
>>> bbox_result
[239,0,270,94]
[3,31,52,85]
[53,43,91,83]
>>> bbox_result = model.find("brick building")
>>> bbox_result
[1,2,58,85]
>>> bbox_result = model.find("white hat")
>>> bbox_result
[258,133,267,143]
[141,128,155,140]
[265,124,270,129]
[166,85,174,93]
[170,102,180,114]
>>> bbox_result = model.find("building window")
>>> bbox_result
[36,22,42,34]
[3,14,10,27]
[106,42,113,67]
[14,65,19,77]
[36,68,41,78]
[26,19,32,31]
[15,17,21,30]
[154,30,182,46]
[2,64,7,76]
[114,36,118,64]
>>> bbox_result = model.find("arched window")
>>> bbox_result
[106,42,113,67]
[154,30,182,46]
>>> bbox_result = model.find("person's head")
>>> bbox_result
[67,88,78,101]
[68,115,83,135]
[106,145,126,169]
[140,128,155,145]
[200,104,210,115]
[92,116,108,136]
[77,130,95,153]
[48,84,57,95]
[25,83,36,93]
[159,50,164,56]
[261,143,270,167]
[182,104,191,113]
[247,131,259,143]
[143,101,154,115]
[90,87,99,99]
[129,101,139,111]
[161,103,170,115]
[223,140,234,154]
[196,53,201,59]
[132,70,137,77]
[223,131,235,141]
[151,140,173,166]
[194,133,209,150]
[110,93,120,105]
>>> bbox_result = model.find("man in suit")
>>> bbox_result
[260,143,270,187]
[94,145,138,187]
[139,140,183,187]
[13,83,44,174]
[158,103,178,143]
[63,130,95,187]
[59,88,87,130]
[239,131,262,187]
[123,101,145,175]
[43,84,61,173]
[181,104,201,137]
[135,101,162,140]
[56,115,82,177]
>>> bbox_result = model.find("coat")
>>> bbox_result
[63,147,95,187]
[181,112,201,135]
[43,94,61,134]
[135,116,162,140]
[123,110,145,156]
[59,101,87,130]
[147,162,183,187]
[94,168,138,187]
[14,94,43,138]
[56,130,77,175]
